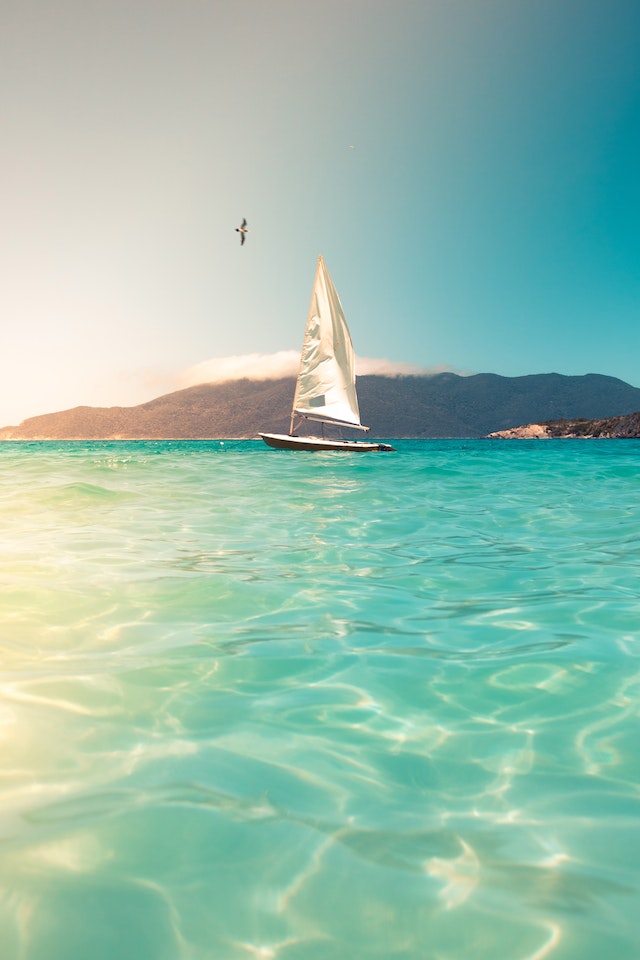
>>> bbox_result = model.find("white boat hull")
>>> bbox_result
[260,433,395,452]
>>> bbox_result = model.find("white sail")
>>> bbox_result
[292,256,367,431]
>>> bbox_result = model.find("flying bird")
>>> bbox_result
[236,218,248,245]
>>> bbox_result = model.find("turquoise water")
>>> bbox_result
[1,439,639,959]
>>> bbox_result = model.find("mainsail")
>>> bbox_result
[291,256,368,432]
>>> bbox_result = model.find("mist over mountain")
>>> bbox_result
[1,373,640,440]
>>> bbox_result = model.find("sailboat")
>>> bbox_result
[260,257,395,452]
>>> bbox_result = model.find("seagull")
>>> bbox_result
[236,218,248,245]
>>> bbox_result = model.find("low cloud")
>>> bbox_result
[355,357,460,377]
[175,352,460,388]
[176,352,300,387]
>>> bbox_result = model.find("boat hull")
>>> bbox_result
[260,433,395,452]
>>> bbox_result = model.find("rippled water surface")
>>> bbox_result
[1,439,639,959]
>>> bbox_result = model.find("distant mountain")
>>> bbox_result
[488,411,640,439]
[2,372,640,440]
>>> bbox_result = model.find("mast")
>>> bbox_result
[290,256,324,435]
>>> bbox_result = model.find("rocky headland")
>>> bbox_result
[487,411,640,439]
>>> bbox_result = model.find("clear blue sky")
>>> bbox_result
[2,0,640,424]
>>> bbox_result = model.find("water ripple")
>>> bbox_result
[1,440,640,958]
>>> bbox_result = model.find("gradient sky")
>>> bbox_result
[2,0,640,425]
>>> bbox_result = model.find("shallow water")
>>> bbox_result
[0,439,639,959]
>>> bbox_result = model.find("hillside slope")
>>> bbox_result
[2,373,640,439]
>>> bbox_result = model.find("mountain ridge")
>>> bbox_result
[2,372,640,440]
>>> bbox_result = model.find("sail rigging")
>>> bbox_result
[291,257,368,433]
